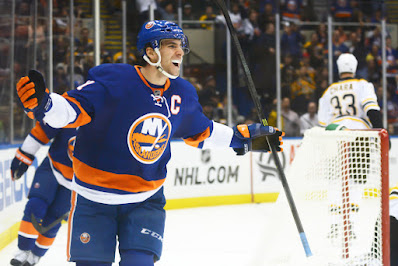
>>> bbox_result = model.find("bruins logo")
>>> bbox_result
[127,113,171,164]
[67,136,76,162]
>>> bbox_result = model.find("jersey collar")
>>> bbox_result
[134,65,170,95]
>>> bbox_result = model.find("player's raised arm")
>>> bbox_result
[183,121,284,155]
[16,70,91,128]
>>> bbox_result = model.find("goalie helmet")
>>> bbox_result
[137,20,189,56]
[337,53,358,75]
[136,20,189,79]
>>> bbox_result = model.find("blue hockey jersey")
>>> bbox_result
[64,64,213,204]
[29,121,77,189]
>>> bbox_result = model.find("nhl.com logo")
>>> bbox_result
[127,113,171,164]
[80,232,90,244]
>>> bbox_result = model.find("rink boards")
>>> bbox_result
[1,137,398,251]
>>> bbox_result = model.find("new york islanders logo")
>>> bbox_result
[67,136,76,162]
[127,113,172,164]
[80,232,90,244]
[145,21,155,29]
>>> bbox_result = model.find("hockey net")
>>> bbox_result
[263,127,389,266]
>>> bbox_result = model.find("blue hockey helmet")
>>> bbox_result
[137,20,190,56]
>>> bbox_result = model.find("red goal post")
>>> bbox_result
[262,127,389,266]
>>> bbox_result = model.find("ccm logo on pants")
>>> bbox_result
[141,228,163,242]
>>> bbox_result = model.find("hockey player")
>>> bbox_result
[318,53,383,130]
[10,120,77,266]
[14,20,283,266]
[319,52,384,247]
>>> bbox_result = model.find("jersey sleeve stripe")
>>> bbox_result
[30,121,50,144]
[73,157,165,193]
[183,127,211,148]
[390,185,398,200]
[362,98,377,104]
[63,94,92,128]
[362,101,378,107]
[67,191,77,261]
[390,190,398,200]
[49,154,73,180]
[363,104,380,113]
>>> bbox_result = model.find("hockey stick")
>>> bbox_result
[212,0,312,257]
[31,212,70,235]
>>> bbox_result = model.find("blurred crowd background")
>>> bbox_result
[1,0,397,143]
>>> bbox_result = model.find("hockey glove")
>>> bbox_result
[10,148,35,180]
[231,124,284,155]
[16,70,51,120]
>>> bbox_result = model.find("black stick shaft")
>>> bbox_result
[212,0,312,257]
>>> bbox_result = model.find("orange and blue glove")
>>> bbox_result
[10,148,35,180]
[16,70,51,120]
[230,124,284,155]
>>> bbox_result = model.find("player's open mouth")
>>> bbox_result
[172,60,181,68]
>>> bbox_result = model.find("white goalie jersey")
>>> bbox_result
[318,78,380,129]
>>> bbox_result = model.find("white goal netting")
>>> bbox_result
[263,127,389,266]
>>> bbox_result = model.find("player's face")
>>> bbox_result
[159,39,184,77]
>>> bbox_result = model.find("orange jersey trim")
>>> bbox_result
[183,127,211,148]
[36,234,55,247]
[19,220,39,237]
[73,157,166,193]
[62,93,92,128]
[67,191,77,261]
[49,154,73,180]
[134,65,170,95]
[31,121,50,144]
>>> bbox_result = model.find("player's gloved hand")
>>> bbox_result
[16,70,51,120]
[231,124,284,155]
[10,148,35,180]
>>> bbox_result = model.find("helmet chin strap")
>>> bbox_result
[143,48,179,79]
